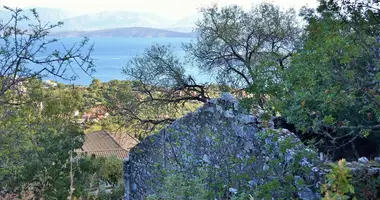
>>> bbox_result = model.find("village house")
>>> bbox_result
[82,105,109,123]
[42,80,58,88]
[75,130,138,159]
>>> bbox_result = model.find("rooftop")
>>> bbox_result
[75,130,131,159]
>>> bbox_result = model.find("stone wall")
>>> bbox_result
[123,94,321,200]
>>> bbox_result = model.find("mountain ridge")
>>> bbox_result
[51,27,196,38]
[1,7,197,36]
[60,10,175,31]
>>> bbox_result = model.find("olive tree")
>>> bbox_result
[121,3,300,135]
[184,3,301,107]
[120,44,209,137]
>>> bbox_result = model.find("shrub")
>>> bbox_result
[146,172,209,200]
[321,159,356,200]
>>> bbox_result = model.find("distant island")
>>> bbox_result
[0,7,199,38]
[51,27,196,38]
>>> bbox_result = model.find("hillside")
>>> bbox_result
[2,7,197,32]
[29,7,79,23]
[51,27,196,38]
[60,11,174,31]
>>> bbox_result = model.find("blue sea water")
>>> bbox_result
[39,37,209,85]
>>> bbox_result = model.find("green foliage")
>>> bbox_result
[0,5,148,200]
[351,167,380,200]
[0,79,125,199]
[146,171,209,200]
[1,1,379,199]
[103,156,124,184]
[185,2,299,89]
[84,123,103,134]
[96,184,125,200]
[0,80,85,199]
[42,87,85,117]
[269,0,380,159]
[322,159,356,200]
[74,156,124,199]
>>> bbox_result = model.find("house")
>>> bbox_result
[82,105,109,122]
[73,131,136,198]
[110,132,139,151]
[43,80,57,88]
[75,131,136,159]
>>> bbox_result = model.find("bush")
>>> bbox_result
[146,172,209,200]
[321,159,356,200]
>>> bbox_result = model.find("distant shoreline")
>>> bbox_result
[51,27,196,38]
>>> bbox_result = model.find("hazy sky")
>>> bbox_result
[1,0,318,18]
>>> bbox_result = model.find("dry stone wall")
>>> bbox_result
[123,93,321,200]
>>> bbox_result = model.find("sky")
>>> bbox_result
[1,0,319,18]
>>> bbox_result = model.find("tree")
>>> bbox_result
[0,6,94,104]
[89,78,102,92]
[276,0,380,159]
[0,80,85,198]
[0,6,95,198]
[120,3,300,136]
[184,3,300,107]
[119,44,209,137]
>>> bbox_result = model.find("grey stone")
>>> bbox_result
[311,167,319,173]
[298,188,316,200]
[358,157,369,164]
[368,167,380,175]
[229,187,238,194]
[374,157,380,163]
[123,94,320,200]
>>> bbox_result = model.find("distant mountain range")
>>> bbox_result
[51,27,196,38]
[61,11,173,31]
[1,7,200,37]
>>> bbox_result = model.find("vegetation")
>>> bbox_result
[184,3,299,109]
[0,7,123,199]
[1,0,379,199]
[275,0,380,160]
[123,0,379,159]
[0,6,94,105]
[121,0,379,198]
[322,159,356,200]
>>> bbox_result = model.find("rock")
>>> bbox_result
[311,167,319,173]
[224,109,235,118]
[298,188,317,200]
[262,164,269,171]
[367,167,380,175]
[352,161,360,166]
[358,157,369,164]
[229,187,238,194]
[202,154,210,164]
[219,92,237,104]
[123,93,319,200]
[374,157,380,163]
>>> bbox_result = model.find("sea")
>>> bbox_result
[39,37,210,85]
